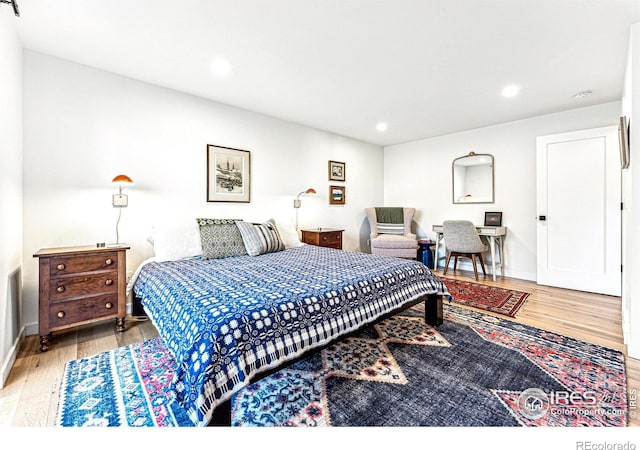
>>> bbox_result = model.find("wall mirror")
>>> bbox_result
[452,152,494,204]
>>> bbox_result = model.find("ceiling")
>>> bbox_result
[10,0,640,146]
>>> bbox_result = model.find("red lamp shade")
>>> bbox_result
[304,188,316,195]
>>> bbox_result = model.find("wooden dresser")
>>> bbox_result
[301,228,344,250]
[33,245,129,352]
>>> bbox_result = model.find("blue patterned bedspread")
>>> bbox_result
[133,245,448,426]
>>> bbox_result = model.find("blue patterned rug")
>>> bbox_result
[56,303,627,427]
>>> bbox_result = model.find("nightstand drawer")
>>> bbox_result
[49,271,118,301]
[301,228,344,250]
[320,232,342,246]
[50,253,117,276]
[48,294,119,328]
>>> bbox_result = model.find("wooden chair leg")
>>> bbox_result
[453,254,459,271]
[471,254,479,280]
[478,253,487,275]
[444,252,452,275]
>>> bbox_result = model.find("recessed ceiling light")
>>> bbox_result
[574,90,592,99]
[210,57,233,77]
[501,85,520,98]
[376,122,388,132]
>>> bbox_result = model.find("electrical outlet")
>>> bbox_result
[112,193,128,207]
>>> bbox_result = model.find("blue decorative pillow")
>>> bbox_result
[235,219,285,257]
[196,218,247,259]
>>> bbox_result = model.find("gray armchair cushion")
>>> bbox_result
[371,234,419,249]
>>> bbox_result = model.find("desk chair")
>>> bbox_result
[442,220,488,280]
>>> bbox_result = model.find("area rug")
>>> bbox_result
[440,276,530,317]
[56,303,627,427]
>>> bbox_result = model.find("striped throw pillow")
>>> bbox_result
[235,219,285,256]
[377,222,404,235]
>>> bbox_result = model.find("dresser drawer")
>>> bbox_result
[301,229,344,250]
[48,294,119,329]
[50,253,117,276]
[34,244,130,352]
[319,232,342,246]
[50,271,118,301]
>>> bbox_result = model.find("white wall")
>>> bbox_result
[22,51,383,336]
[622,22,640,359]
[0,11,24,388]
[384,102,620,281]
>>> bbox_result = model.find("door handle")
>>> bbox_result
[537,215,546,221]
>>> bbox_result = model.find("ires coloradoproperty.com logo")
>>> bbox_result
[517,387,611,420]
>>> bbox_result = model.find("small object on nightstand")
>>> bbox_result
[33,244,130,352]
[301,228,344,250]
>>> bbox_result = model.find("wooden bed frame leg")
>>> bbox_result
[209,398,232,426]
[425,294,443,326]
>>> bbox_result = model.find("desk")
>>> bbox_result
[432,225,506,281]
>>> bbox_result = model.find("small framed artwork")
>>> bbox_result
[484,211,502,227]
[328,160,346,181]
[207,144,251,203]
[329,185,346,205]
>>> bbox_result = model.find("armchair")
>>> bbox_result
[365,207,418,258]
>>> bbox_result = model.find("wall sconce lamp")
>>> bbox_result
[294,188,316,231]
[112,174,133,207]
[294,188,316,208]
[112,174,133,244]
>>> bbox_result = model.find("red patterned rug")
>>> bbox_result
[440,277,530,317]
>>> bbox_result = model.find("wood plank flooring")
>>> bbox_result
[0,270,637,427]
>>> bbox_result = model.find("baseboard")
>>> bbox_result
[627,345,640,361]
[0,325,24,389]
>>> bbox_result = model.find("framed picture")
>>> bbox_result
[207,144,251,203]
[328,160,346,181]
[619,116,630,169]
[329,185,346,205]
[484,211,502,227]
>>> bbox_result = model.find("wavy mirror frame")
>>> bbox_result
[452,152,495,204]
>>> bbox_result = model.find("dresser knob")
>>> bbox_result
[105,258,113,265]
[105,279,114,286]
[105,302,113,309]
[57,311,65,318]
[56,263,65,270]
[56,286,65,293]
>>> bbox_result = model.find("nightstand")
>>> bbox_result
[33,244,129,352]
[301,228,344,250]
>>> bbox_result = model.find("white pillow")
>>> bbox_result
[275,219,304,249]
[151,220,203,262]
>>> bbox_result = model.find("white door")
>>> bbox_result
[536,126,621,296]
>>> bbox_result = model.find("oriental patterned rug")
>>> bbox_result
[440,277,530,317]
[56,303,627,427]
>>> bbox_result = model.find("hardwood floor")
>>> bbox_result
[0,270,637,427]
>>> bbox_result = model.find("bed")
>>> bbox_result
[132,238,449,426]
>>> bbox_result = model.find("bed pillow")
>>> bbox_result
[235,219,285,256]
[151,220,203,262]
[275,219,304,249]
[197,218,248,259]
